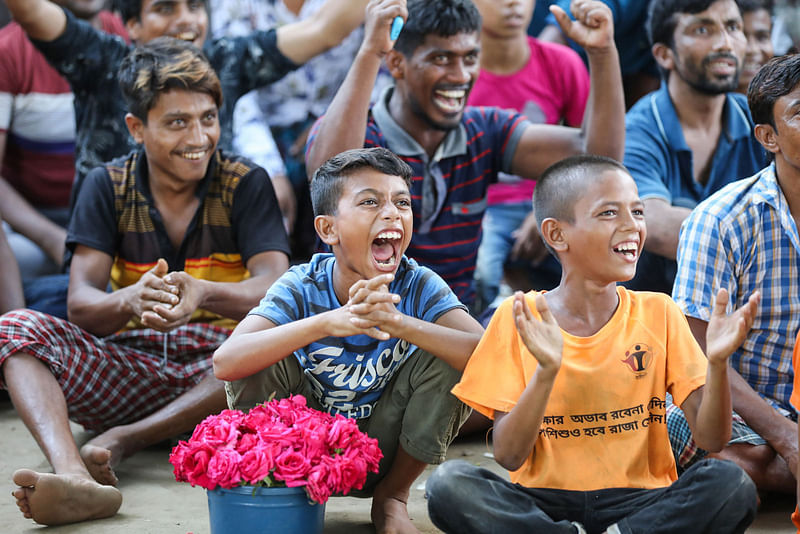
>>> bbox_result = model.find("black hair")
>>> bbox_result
[737,0,773,15]
[647,0,720,48]
[533,155,631,259]
[748,53,800,128]
[118,37,222,122]
[311,148,413,217]
[394,0,482,56]
[113,0,208,24]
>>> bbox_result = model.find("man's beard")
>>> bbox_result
[674,52,741,95]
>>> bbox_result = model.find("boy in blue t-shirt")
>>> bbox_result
[213,147,483,533]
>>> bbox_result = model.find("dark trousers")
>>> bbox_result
[426,458,757,534]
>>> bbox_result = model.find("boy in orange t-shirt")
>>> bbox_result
[790,332,800,531]
[426,155,759,534]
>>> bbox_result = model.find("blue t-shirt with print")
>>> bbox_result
[250,253,466,419]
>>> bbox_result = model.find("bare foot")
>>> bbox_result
[80,444,119,486]
[371,494,420,534]
[12,468,122,525]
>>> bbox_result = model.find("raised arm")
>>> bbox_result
[275,0,368,65]
[686,313,798,475]
[305,0,407,174]
[3,0,66,41]
[510,0,624,178]
[681,289,759,452]
[492,293,563,471]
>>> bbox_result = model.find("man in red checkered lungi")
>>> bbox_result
[1,39,290,526]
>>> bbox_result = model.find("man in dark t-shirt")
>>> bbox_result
[0,39,289,527]
[4,0,368,196]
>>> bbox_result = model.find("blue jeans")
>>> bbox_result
[475,203,561,312]
[475,203,530,309]
[23,273,70,320]
[426,459,756,534]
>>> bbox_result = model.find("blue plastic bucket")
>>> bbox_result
[207,485,325,534]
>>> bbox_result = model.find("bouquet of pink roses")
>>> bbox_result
[169,395,383,504]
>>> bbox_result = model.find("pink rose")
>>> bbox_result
[181,442,217,489]
[326,416,360,451]
[273,449,311,486]
[206,448,242,489]
[305,462,333,504]
[339,449,370,492]
[190,411,242,448]
[235,432,259,454]
[239,442,278,484]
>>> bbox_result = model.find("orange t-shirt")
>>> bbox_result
[453,287,707,491]
[790,332,800,533]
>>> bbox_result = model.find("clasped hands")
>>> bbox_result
[129,258,203,332]
[327,273,403,341]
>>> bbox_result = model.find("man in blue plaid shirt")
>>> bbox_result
[671,53,800,496]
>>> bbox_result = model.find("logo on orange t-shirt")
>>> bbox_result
[621,344,654,377]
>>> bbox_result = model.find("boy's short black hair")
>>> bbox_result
[311,148,413,217]
[118,37,222,122]
[748,54,800,128]
[534,155,631,258]
[394,0,482,57]
[113,0,208,24]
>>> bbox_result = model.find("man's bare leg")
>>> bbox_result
[80,372,227,485]
[4,352,122,525]
[371,445,425,534]
[711,443,796,494]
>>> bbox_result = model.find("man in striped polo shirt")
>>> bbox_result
[306,0,626,310]
[0,39,289,526]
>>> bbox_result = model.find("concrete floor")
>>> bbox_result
[0,398,795,533]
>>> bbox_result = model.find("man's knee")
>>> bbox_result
[224,357,306,411]
[426,459,477,509]
[687,459,757,515]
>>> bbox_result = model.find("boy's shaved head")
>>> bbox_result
[534,155,631,228]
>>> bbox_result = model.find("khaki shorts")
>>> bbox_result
[225,349,471,495]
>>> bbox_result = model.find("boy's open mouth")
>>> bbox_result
[612,241,639,260]
[372,230,402,269]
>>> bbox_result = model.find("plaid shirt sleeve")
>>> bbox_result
[672,203,738,322]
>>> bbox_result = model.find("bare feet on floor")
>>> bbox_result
[371,494,420,534]
[80,444,119,486]
[12,468,122,525]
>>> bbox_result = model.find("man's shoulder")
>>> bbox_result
[625,88,664,125]
[690,172,765,224]
[215,151,263,180]
[0,21,25,47]
[462,106,523,135]
[103,151,137,180]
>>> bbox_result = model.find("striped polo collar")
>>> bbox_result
[371,85,468,161]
